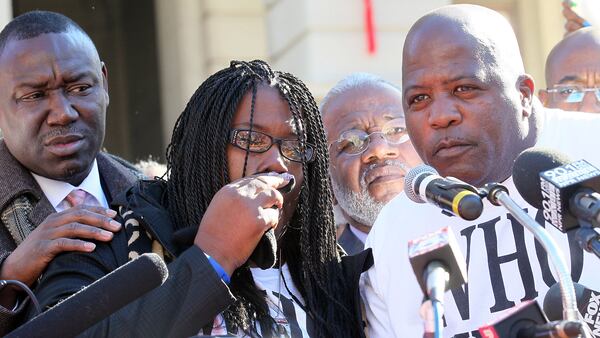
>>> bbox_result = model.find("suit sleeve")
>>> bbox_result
[26,229,234,338]
[0,226,27,335]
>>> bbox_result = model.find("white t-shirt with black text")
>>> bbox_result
[362,108,600,337]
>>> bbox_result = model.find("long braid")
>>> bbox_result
[277,72,354,336]
[165,60,359,337]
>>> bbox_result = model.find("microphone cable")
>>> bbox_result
[0,279,41,316]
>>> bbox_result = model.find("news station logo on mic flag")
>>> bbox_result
[545,282,600,336]
[478,300,547,338]
[407,227,467,295]
[539,159,600,231]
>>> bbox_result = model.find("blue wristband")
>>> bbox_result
[205,254,231,284]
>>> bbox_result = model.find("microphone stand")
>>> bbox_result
[426,261,447,338]
[482,184,584,329]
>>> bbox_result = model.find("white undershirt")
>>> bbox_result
[251,263,309,337]
[209,264,310,337]
[31,160,108,212]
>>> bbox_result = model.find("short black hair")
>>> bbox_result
[0,10,89,56]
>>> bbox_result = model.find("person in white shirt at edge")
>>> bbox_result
[320,73,421,255]
[538,27,600,114]
[362,4,600,338]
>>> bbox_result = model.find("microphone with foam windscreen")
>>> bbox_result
[513,148,600,231]
[478,300,583,338]
[512,148,600,257]
[7,253,168,338]
[404,164,484,221]
[544,282,600,336]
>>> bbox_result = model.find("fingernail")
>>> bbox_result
[106,209,117,217]
[85,242,96,251]
[280,172,294,182]
[101,230,113,238]
[583,21,592,27]
[110,220,122,228]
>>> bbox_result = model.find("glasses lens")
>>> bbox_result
[554,86,584,103]
[280,141,302,161]
[234,130,271,152]
[280,141,314,162]
[335,130,368,154]
[382,119,410,144]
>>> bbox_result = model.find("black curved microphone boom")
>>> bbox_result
[7,253,168,338]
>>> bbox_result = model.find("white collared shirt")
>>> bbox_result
[349,224,368,244]
[31,160,109,212]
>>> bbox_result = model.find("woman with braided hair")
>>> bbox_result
[145,59,374,337]
[153,59,370,337]
[25,59,370,337]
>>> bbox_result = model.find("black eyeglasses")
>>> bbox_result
[230,129,315,163]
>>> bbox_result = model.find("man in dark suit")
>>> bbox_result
[321,73,422,254]
[0,11,142,333]
[1,12,310,337]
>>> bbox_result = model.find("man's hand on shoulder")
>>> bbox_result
[0,205,121,287]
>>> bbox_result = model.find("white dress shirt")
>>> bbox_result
[31,160,109,212]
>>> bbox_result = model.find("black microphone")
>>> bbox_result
[544,282,600,334]
[404,164,484,221]
[408,226,467,299]
[478,300,582,338]
[7,253,168,338]
[248,175,295,270]
[512,148,600,232]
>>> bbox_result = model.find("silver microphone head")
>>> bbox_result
[404,164,439,203]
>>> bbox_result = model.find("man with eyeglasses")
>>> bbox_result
[321,73,421,254]
[539,27,600,113]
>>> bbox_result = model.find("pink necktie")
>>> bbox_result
[64,189,88,208]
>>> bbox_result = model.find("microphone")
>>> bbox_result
[7,253,168,338]
[544,282,600,334]
[478,300,583,338]
[249,174,295,269]
[408,226,467,337]
[512,148,600,232]
[404,164,484,221]
[408,226,467,297]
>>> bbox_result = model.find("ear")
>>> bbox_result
[101,61,110,105]
[517,74,535,117]
[538,89,549,106]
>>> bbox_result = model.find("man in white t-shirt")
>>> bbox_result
[362,4,600,338]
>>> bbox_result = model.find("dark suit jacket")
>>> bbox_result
[25,180,235,337]
[0,140,140,334]
[338,224,365,256]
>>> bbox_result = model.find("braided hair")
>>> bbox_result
[165,60,358,337]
